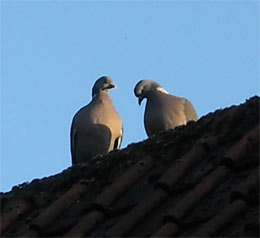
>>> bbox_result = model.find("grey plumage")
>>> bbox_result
[134,80,198,137]
[70,76,123,164]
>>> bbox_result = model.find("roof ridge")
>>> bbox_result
[1,96,259,237]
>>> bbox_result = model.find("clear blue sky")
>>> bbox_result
[1,1,259,192]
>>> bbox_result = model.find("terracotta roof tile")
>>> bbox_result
[193,199,248,237]
[106,188,168,237]
[230,167,259,203]
[223,124,259,167]
[166,166,230,222]
[0,200,31,233]
[92,155,155,211]
[65,210,103,237]
[152,221,180,237]
[155,136,219,193]
[25,183,87,233]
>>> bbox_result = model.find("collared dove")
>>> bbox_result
[70,76,123,164]
[134,80,198,137]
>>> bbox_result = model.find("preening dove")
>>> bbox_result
[70,76,123,164]
[134,80,198,137]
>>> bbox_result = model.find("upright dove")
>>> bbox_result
[134,80,198,137]
[70,76,123,165]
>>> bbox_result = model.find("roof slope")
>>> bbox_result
[1,96,259,237]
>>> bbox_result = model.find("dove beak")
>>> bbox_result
[138,96,144,105]
[108,83,116,89]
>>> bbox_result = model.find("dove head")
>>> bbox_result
[134,80,168,105]
[92,76,116,97]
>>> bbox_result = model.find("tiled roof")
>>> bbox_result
[1,96,259,237]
